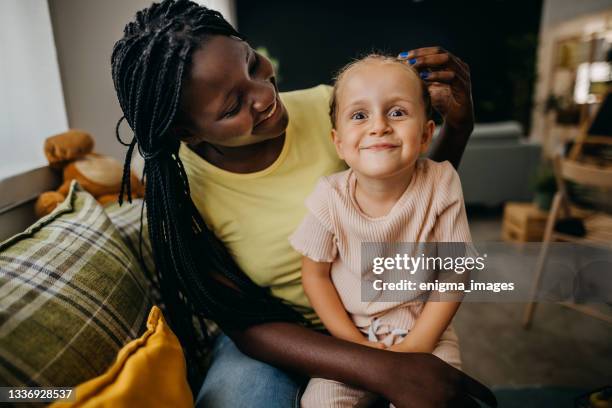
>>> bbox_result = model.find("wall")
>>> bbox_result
[48,0,236,161]
[48,0,156,161]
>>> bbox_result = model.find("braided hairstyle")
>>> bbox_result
[111,0,306,385]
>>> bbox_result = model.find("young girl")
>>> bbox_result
[290,54,471,407]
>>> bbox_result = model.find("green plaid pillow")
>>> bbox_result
[0,181,152,390]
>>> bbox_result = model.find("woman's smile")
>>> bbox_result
[254,94,279,129]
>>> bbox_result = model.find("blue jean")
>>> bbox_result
[195,333,306,408]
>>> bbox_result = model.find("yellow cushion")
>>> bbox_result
[50,306,193,408]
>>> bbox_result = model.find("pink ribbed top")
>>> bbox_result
[289,158,472,333]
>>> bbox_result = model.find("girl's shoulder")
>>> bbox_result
[418,159,464,210]
[311,169,352,201]
[303,169,351,229]
[418,158,460,187]
[305,170,349,210]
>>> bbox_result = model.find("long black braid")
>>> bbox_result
[111,0,307,387]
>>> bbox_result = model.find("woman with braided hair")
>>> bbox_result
[111,1,495,407]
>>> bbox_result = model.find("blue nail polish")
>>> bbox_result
[420,71,429,79]
[398,51,409,58]
[409,58,417,65]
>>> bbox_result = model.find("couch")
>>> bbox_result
[454,121,542,206]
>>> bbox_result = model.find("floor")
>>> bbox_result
[454,206,612,390]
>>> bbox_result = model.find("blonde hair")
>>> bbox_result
[329,53,433,127]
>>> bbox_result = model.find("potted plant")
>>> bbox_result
[531,164,557,211]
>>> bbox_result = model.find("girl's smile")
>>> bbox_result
[359,142,401,151]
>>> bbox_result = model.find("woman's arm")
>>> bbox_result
[399,47,474,169]
[388,301,461,353]
[429,122,472,170]
[301,257,384,349]
[228,322,496,407]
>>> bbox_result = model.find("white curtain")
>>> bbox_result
[0,0,68,180]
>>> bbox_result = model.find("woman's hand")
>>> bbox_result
[398,47,474,133]
[402,47,474,167]
[382,351,495,408]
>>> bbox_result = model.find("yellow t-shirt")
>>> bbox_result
[179,84,346,324]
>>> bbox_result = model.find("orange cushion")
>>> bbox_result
[50,306,193,408]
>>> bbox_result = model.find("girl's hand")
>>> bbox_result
[398,47,474,132]
[358,339,386,350]
[386,341,432,354]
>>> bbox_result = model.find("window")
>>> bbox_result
[0,0,68,180]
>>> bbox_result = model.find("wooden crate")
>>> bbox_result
[502,202,549,242]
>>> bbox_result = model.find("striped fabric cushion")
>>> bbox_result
[0,182,152,389]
